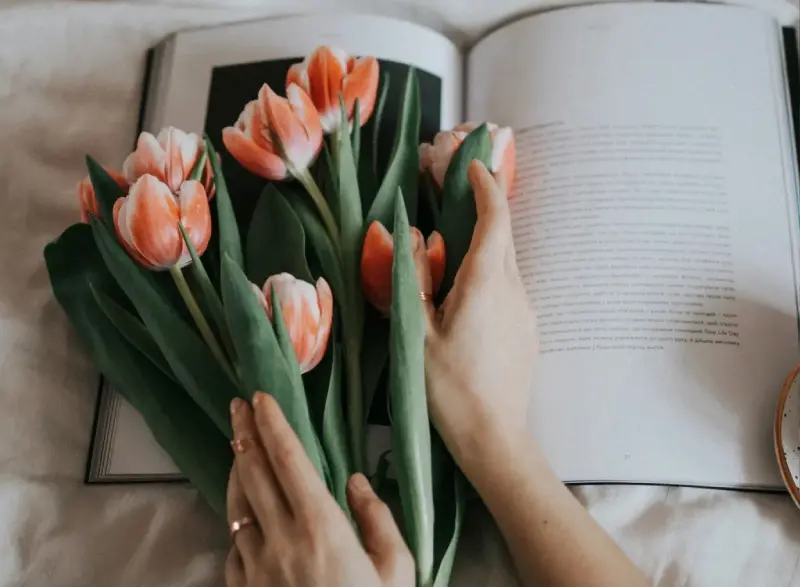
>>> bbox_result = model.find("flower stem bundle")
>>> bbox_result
[44,45,516,587]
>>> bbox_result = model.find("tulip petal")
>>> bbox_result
[286,62,309,93]
[360,221,395,313]
[287,83,323,153]
[342,57,379,126]
[159,127,202,193]
[262,83,322,172]
[78,177,99,223]
[222,126,288,180]
[306,277,333,372]
[249,281,269,311]
[123,132,166,185]
[426,231,446,294]
[176,180,212,267]
[125,175,182,269]
[263,273,323,372]
[113,197,154,268]
[306,46,345,132]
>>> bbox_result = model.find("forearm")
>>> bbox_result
[459,425,649,587]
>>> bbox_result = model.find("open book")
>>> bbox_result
[87,2,800,491]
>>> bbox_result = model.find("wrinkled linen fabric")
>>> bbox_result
[0,1,798,585]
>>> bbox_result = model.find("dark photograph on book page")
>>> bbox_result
[203,58,442,427]
[203,58,442,231]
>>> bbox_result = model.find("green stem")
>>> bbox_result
[170,265,238,385]
[296,168,343,252]
[343,325,365,473]
[330,131,340,168]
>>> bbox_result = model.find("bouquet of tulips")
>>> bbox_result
[45,47,515,586]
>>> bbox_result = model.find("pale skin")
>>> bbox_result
[225,160,650,587]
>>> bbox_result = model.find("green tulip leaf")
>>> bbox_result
[205,136,243,268]
[389,190,434,586]
[372,73,390,177]
[302,339,351,514]
[90,283,174,380]
[432,469,467,587]
[361,305,389,420]
[89,217,238,437]
[320,140,340,222]
[336,94,366,334]
[284,188,346,303]
[437,124,492,298]
[44,223,231,515]
[367,69,421,230]
[246,185,313,287]
[270,284,327,480]
[85,156,126,226]
[189,148,209,182]
[179,223,235,361]
[221,255,324,478]
[352,99,361,165]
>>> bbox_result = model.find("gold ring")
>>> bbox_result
[230,436,255,454]
[229,516,254,538]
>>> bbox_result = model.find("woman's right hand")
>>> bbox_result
[424,160,537,479]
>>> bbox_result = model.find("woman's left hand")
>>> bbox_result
[225,392,414,587]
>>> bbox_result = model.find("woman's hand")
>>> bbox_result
[424,160,537,480]
[424,161,649,587]
[225,393,413,587]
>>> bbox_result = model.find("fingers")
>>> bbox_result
[467,160,511,260]
[230,397,288,526]
[226,467,261,569]
[224,548,247,587]
[252,392,328,519]
[347,473,414,586]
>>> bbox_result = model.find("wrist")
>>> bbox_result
[450,416,540,492]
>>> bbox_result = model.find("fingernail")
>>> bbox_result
[349,473,371,495]
[230,398,245,415]
[252,391,267,407]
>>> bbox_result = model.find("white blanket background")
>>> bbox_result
[1,1,799,585]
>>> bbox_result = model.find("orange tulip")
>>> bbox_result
[113,174,211,270]
[222,84,323,181]
[286,46,379,134]
[123,127,213,196]
[419,122,516,196]
[360,221,445,314]
[252,273,333,373]
[77,167,127,223]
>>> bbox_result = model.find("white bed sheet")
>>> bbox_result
[1,1,799,585]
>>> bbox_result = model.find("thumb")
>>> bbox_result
[347,474,414,586]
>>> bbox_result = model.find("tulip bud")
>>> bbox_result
[252,273,333,373]
[113,174,211,270]
[287,46,379,134]
[77,167,127,223]
[123,127,211,195]
[360,221,445,314]
[419,122,516,196]
[223,83,323,181]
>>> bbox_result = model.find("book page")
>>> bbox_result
[148,13,463,134]
[94,14,462,480]
[467,3,800,488]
